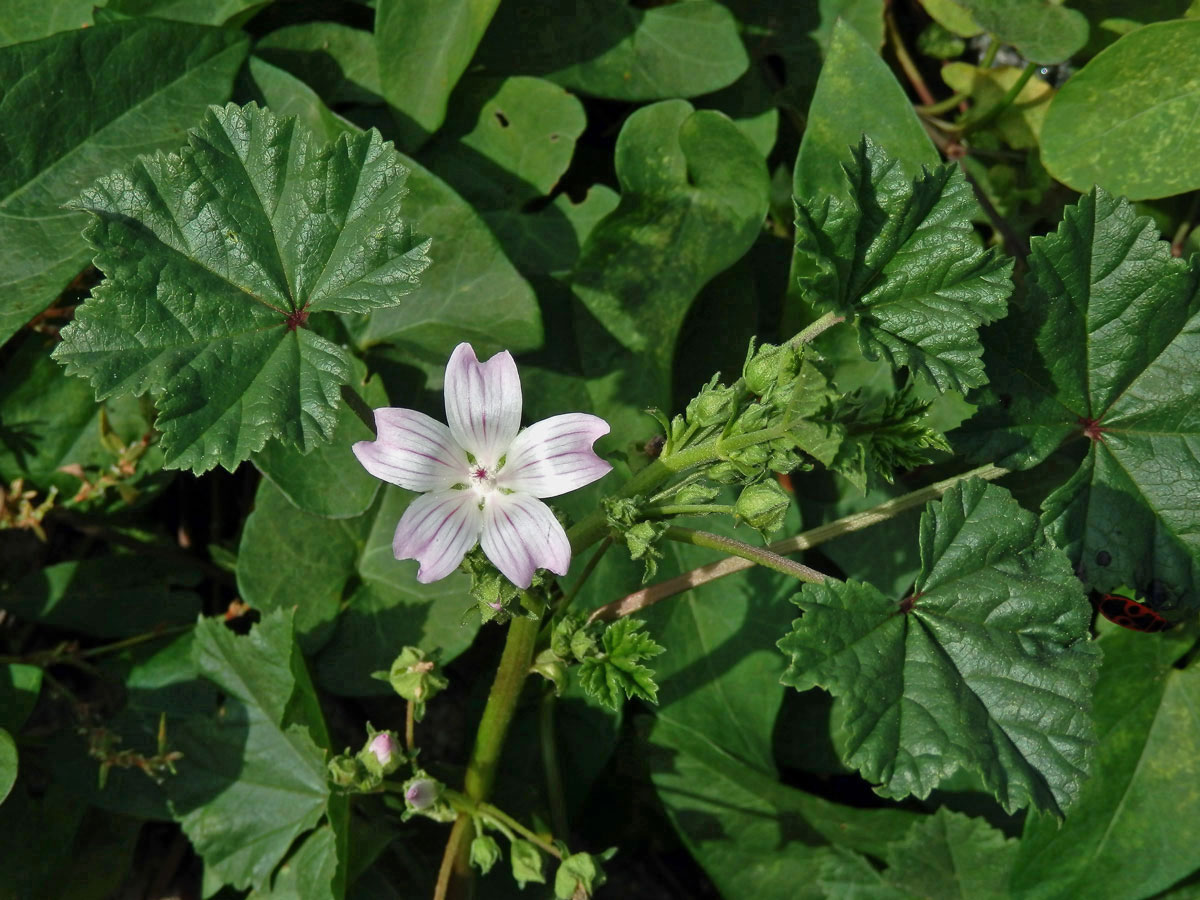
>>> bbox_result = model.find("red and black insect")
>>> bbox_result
[1096,593,1170,633]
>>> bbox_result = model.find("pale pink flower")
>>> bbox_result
[353,343,611,588]
[367,732,396,767]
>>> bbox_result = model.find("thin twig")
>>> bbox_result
[885,3,936,105]
[588,464,1009,623]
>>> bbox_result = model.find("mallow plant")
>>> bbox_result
[4,7,1200,899]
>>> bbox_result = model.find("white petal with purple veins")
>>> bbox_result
[353,408,468,492]
[498,414,612,498]
[443,343,522,467]
[393,489,484,583]
[479,492,571,589]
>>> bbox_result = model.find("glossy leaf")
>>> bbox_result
[0,729,16,806]
[1042,20,1200,200]
[253,358,386,519]
[779,479,1101,816]
[476,0,748,101]
[240,59,545,368]
[255,22,381,106]
[794,19,939,204]
[957,189,1200,604]
[53,102,431,474]
[642,526,922,898]
[374,0,501,148]
[1011,629,1200,900]
[238,479,479,692]
[421,76,587,210]
[0,1,93,46]
[167,611,333,892]
[571,100,768,374]
[955,0,1089,63]
[794,138,1013,393]
[577,618,664,710]
[0,20,247,347]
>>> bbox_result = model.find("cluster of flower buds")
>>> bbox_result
[328,725,404,793]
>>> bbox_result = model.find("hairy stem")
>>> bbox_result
[885,3,936,105]
[437,614,541,899]
[640,503,734,518]
[791,312,844,346]
[663,527,829,584]
[589,464,1009,623]
[540,689,569,839]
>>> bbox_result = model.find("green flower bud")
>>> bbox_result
[551,615,584,660]
[554,849,615,899]
[532,648,569,695]
[374,647,448,721]
[470,833,502,875]
[743,340,801,396]
[404,777,440,810]
[327,753,361,789]
[735,480,791,537]
[685,377,738,427]
[359,728,403,777]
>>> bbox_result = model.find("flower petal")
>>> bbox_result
[392,489,483,583]
[480,493,571,589]
[497,414,612,498]
[443,343,522,467]
[353,408,469,492]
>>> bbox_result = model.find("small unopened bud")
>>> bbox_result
[327,754,360,789]
[743,341,799,396]
[368,732,396,767]
[735,479,790,537]
[686,378,738,427]
[404,777,439,810]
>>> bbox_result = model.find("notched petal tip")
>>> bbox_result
[353,407,466,493]
[498,413,614,499]
[444,343,522,466]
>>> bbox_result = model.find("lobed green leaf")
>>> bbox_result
[53,102,431,473]
[794,137,1013,394]
[779,479,1101,817]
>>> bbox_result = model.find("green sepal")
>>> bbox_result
[734,480,791,538]
[470,832,503,875]
[371,647,448,722]
[510,839,546,888]
[554,848,617,899]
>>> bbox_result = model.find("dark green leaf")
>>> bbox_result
[168,611,331,892]
[0,729,16,806]
[793,19,939,204]
[793,137,1013,393]
[779,479,1101,816]
[0,20,247,347]
[1011,628,1200,900]
[883,808,1018,899]
[422,76,587,210]
[0,331,163,502]
[374,0,501,149]
[642,527,921,898]
[0,664,42,735]
[100,0,269,26]
[250,819,342,900]
[8,555,201,638]
[53,102,431,474]
[956,189,1200,604]
[0,1,93,46]
[1041,20,1200,200]
[571,99,769,375]
[238,479,479,692]
[239,59,545,363]
[253,357,385,519]
[476,0,748,101]
[255,22,381,106]
[955,0,1088,63]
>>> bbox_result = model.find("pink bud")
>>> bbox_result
[405,778,438,809]
[368,732,395,767]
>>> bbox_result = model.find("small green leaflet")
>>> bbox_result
[54,102,431,474]
[578,618,665,711]
[778,479,1100,817]
[956,188,1200,607]
[793,137,1013,394]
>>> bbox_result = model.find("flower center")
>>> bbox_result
[469,465,496,496]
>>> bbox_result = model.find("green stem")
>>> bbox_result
[540,689,569,840]
[640,504,734,518]
[589,463,1009,623]
[662,527,828,584]
[438,613,541,897]
[443,789,564,859]
[80,624,193,659]
[959,61,1038,134]
[791,312,844,346]
[557,537,612,613]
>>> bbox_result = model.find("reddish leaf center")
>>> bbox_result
[1079,417,1107,442]
[285,305,310,332]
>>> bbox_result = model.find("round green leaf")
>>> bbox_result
[1042,20,1200,200]
[956,0,1089,63]
[0,728,17,806]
